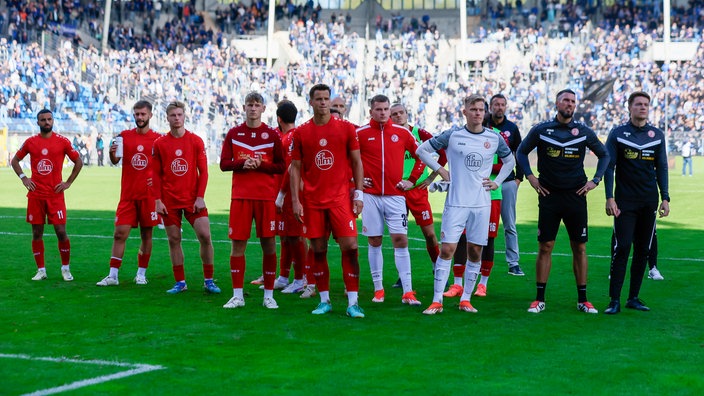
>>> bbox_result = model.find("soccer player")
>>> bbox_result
[485,94,525,276]
[152,101,221,295]
[357,95,424,306]
[220,92,285,310]
[389,103,443,272]
[603,91,670,314]
[516,89,609,314]
[273,100,314,296]
[11,109,83,281]
[289,83,365,318]
[97,101,162,287]
[416,94,515,315]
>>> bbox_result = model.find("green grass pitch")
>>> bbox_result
[1,158,703,395]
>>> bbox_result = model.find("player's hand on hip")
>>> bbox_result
[482,178,498,191]
[54,181,71,193]
[363,177,373,188]
[396,180,413,191]
[23,177,36,191]
[527,175,548,196]
[437,168,450,182]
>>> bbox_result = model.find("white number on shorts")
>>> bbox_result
[57,210,64,220]
[422,210,430,220]
[151,211,158,221]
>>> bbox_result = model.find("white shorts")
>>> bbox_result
[440,205,490,246]
[361,194,408,236]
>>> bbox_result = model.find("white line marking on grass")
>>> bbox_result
[0,353,164,396]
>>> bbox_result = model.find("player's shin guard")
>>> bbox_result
[229,256,245,288]
[433,257,452,303]
[452,263,465,285]
[32,240,45,269]
[394,247,412,293]
[313,251,330,292]
[427,244,440,264]
[368,245,383,291]
[461,261,481,301]
[480,260,494,277]
[342,248,360,293]
[304,247,316,286]
[58,239,70,265]
[263,253,277,290]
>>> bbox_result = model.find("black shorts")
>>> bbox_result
[537,190,588,243]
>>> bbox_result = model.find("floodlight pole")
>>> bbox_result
[102,0,113,55]
[267,0,275,68]
[663,0,670,141]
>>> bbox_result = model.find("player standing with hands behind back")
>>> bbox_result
[11,109,83,281]
[152,101,221,295]
[516,89,609,314]
[603,91,670,314]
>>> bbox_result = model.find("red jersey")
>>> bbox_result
[291,117,359,208]
[220,122,285,201]
[356,119,424,196]
[15,132,80,199]
[152,130,208,209]
[118,128,162,200]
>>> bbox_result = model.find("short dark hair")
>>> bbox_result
[369,94,390,107]
[37,109,52,119]
[490,94,507,105]
[555,89,576,102]
[276,100,298,123]
[309,84,331,100]
[628,91,651,107]
[133,100,152,112]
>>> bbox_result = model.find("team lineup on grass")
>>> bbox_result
[10,84,670,317]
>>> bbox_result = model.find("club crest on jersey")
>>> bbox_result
[648,130,655,138]
[41,148,48,155]
[171,158,188,176]
[484,141,491,149]
[624,149,639,160]
[464,152,482,171]
[262,132,269,139]
[315,150,334,170]
[36,159,53,175]
[391,134,399,142]
[132,153,149,170]
[571,128,579,136]
[137,144,144,152]
[319,138,328,147]
[175,149,183,156]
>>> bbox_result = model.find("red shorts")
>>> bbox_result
[162,207,209,228]
[115,198,159,227]
[488,199,502,238]
[26,196,67,225]
[277,205,304,237]
[303,204,357,239]
[404,187,434,227]
[228,199,277,240]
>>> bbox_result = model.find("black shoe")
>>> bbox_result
[508,265,525,276]
[604,300,620,314]
[626,297,650,311]
[392,278,402,288]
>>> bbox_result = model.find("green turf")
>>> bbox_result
[1,160,703,395]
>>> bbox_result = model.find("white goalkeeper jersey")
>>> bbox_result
[417,125,513,208]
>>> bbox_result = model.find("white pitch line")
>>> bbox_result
[0,353,164,396]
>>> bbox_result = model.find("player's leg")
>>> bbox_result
[191,214,218,293]
[475,237,495,297]
[362,194,385,301]
[607,205,636,311]
[330,204,362,316]
[444,232,467,297]
[625,205,657,311]
[46,197,72,281]
[458,208,489,311]
[501,180,523,275]
[647,227,663,279]
[30,223,47,280]
[424,208,466,314]
[134,198,159,284]
[529,193,560,312]
[564,192,596,313]
[254,200,279,308]
[163,209,188,294]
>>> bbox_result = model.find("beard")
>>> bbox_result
[558,108,574,120]
[39,125,52,134]
[135,120,149,128]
